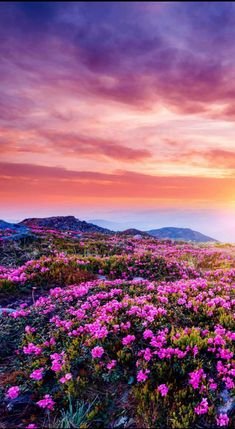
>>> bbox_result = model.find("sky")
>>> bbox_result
[1,2,235,241]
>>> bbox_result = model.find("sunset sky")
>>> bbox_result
[1,2,235,240]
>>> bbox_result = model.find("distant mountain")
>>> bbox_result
[88,219,121,230]
[147,227,218,242]
[1,217,219,242]
[118,228,150,237]
[20,216,112,234]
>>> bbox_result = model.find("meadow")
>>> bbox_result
[0,229,234,428]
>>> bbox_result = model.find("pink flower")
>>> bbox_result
[51,361,62,372]
[122,335,136,346]
[143,329,154,340]
[137,369,150,382]
[216,413,230,427]
[189,368,206,389]
[143,348,152,361]
[107,360,117,370]
[44,337,56,347]
[194,398,209,415]
[224,376,235,389]
[91,346,104,359]
[23,343,42,356]
[50,352,64,361]
[218,348,233,360]
[30,368,44,381]
[25,325,36,334]
[158,384,169,397]
[26,424,38,429]
[6,386,20,400]
[209,379,217,390]
[36,394,55,411]
[59,373,72,383]
[177,298,186,305]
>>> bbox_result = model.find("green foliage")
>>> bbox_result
[55,395,98,428]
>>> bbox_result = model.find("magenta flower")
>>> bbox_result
[158,384,169,397]
[36,394,55,411]
[30,368,44,381]
[122,335,136,346]
[189,368,206,389]
[194,398,209,415]
[216,413,230,427]
[91,346,104,359]
[209,379,217,390]
[26,424,38,429]
[137,369,150,382]
[107,360,117,370]
[224,376,235,389]
[25,325,36,334]
[59,373,72,383]
[23,343,42,356]
[51,361,62,372]
[6,386,20,400]
[143,348,152,361]
[143,329,154,340]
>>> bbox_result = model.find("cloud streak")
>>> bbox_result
[41,131,152,161]
[1,162,234,204]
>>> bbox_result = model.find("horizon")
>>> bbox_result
[0,213,224,241]
[1,2,235,241]
[2,208,235,242]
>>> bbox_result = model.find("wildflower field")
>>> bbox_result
[0,230,234,428]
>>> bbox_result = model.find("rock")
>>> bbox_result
[20,216,112,234]
[218,389,235,416]
[0,308,15,317]
[113,416,128,428]
[6,393,34,412]
[112,416,135,428]
[125,418,135,428]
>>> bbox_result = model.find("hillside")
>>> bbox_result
[0,220,30,240]
[20,216,111,234]
[148,227,217,242]
[118,228,150,237]
[0,218,220,242]
[0,232,234,428]
[0,232,235,429]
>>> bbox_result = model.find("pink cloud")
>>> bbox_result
[41,131,152,161]
[0,162,234,204]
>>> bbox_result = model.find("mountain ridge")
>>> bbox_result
[147,227,218,242]
[19,216,111,234]
[0,217,219,242]
[118,228,150,237]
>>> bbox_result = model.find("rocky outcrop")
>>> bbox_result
[20,216,112,234]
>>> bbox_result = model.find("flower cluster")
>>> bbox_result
[1,235,235,428]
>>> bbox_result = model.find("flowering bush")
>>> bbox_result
[0,235,234,428]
